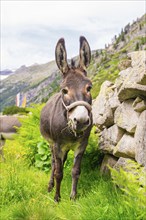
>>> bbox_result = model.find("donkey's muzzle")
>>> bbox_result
[75,117,90,132]
[68,106,91,133]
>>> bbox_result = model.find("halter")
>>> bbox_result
[61,95,92,119]
[61,95,92,137]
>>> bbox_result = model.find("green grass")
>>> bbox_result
[1,140,145,220]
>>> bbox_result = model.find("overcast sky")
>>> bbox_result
[1,0,145,70]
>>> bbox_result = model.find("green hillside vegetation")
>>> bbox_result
[90,51,121,99]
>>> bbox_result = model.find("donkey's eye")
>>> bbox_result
[62,88,68,95]
[86,85,92,92]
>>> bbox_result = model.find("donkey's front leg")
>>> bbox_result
[54,143,63,202]
[70,151,84,200]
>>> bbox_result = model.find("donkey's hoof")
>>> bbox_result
[54,195,61,203]
[70,193,77,201]
[48,183,54,192]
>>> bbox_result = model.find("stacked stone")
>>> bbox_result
[92,51,146,173]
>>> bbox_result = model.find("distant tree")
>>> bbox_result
[139,23,142,30]
[113,43,117,49]
[135,42,139,51]
[121,28,125,41]
[96,50,99,57]
[124,23,130,34]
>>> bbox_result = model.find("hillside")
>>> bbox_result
[0,14,146,111]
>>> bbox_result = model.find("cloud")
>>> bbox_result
[1,1,145,69]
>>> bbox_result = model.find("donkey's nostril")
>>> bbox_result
[84,119,90,126]
[74,118,77,122]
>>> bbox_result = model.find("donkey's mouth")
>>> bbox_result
[68,119,90,137]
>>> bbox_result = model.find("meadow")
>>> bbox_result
[0,105,146,220]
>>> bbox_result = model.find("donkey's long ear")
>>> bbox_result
[79,36,91,71]
[55,38,69,75]
[79,36,91,70]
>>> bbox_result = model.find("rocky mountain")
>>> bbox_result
[0,14,146,111]
[0,69,13,76]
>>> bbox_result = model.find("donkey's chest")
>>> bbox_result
[60,140,80,152]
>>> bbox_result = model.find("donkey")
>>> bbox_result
[40,36,92,202]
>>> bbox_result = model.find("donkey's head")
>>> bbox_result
[55,36,92,135]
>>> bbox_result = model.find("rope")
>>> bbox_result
[61,98,92,113]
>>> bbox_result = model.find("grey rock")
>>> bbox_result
[113,157,135,171]
[135,110,146,167]
[115,68,130,90]
[126,51,146,85]
[100,154,118,175]
[118,82,146,101]
[128,51,146,69]
[114,100,140,133]
[132,97,146,112]
[99,138,115,154]
[118,59,132,71]
[101,124,124,145]
[116,51,146,101]
[92,81,114,129]
[113,133,135,158]
[99,125,124,154]
[108,88,121,111]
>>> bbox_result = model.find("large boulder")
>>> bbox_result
[100,154,118,175]
[115,68,131,89]
[118,83,146,102]
[113,133,135,158]
[92,81,114,129]
[114,100,140,134]
[113,157,135,171]
[99,124,124,154]
[108,88,121,111]
[116,51,146,101]
[128,51,146,70]
[132,97,146,112]
[135,110,146,167]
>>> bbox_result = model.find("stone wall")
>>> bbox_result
[92,51,146,174]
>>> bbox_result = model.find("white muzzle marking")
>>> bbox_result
[68,106,90,133]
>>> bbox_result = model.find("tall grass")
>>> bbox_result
[1,139,146,220]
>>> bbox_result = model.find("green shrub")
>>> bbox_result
[16,104,50,168]
[35,140,51,172]
[3,106,29,115]
[110,161,146,219]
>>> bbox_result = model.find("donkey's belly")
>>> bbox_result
[61,139,81,152]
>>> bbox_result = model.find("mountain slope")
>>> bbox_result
[1,14,145,111]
